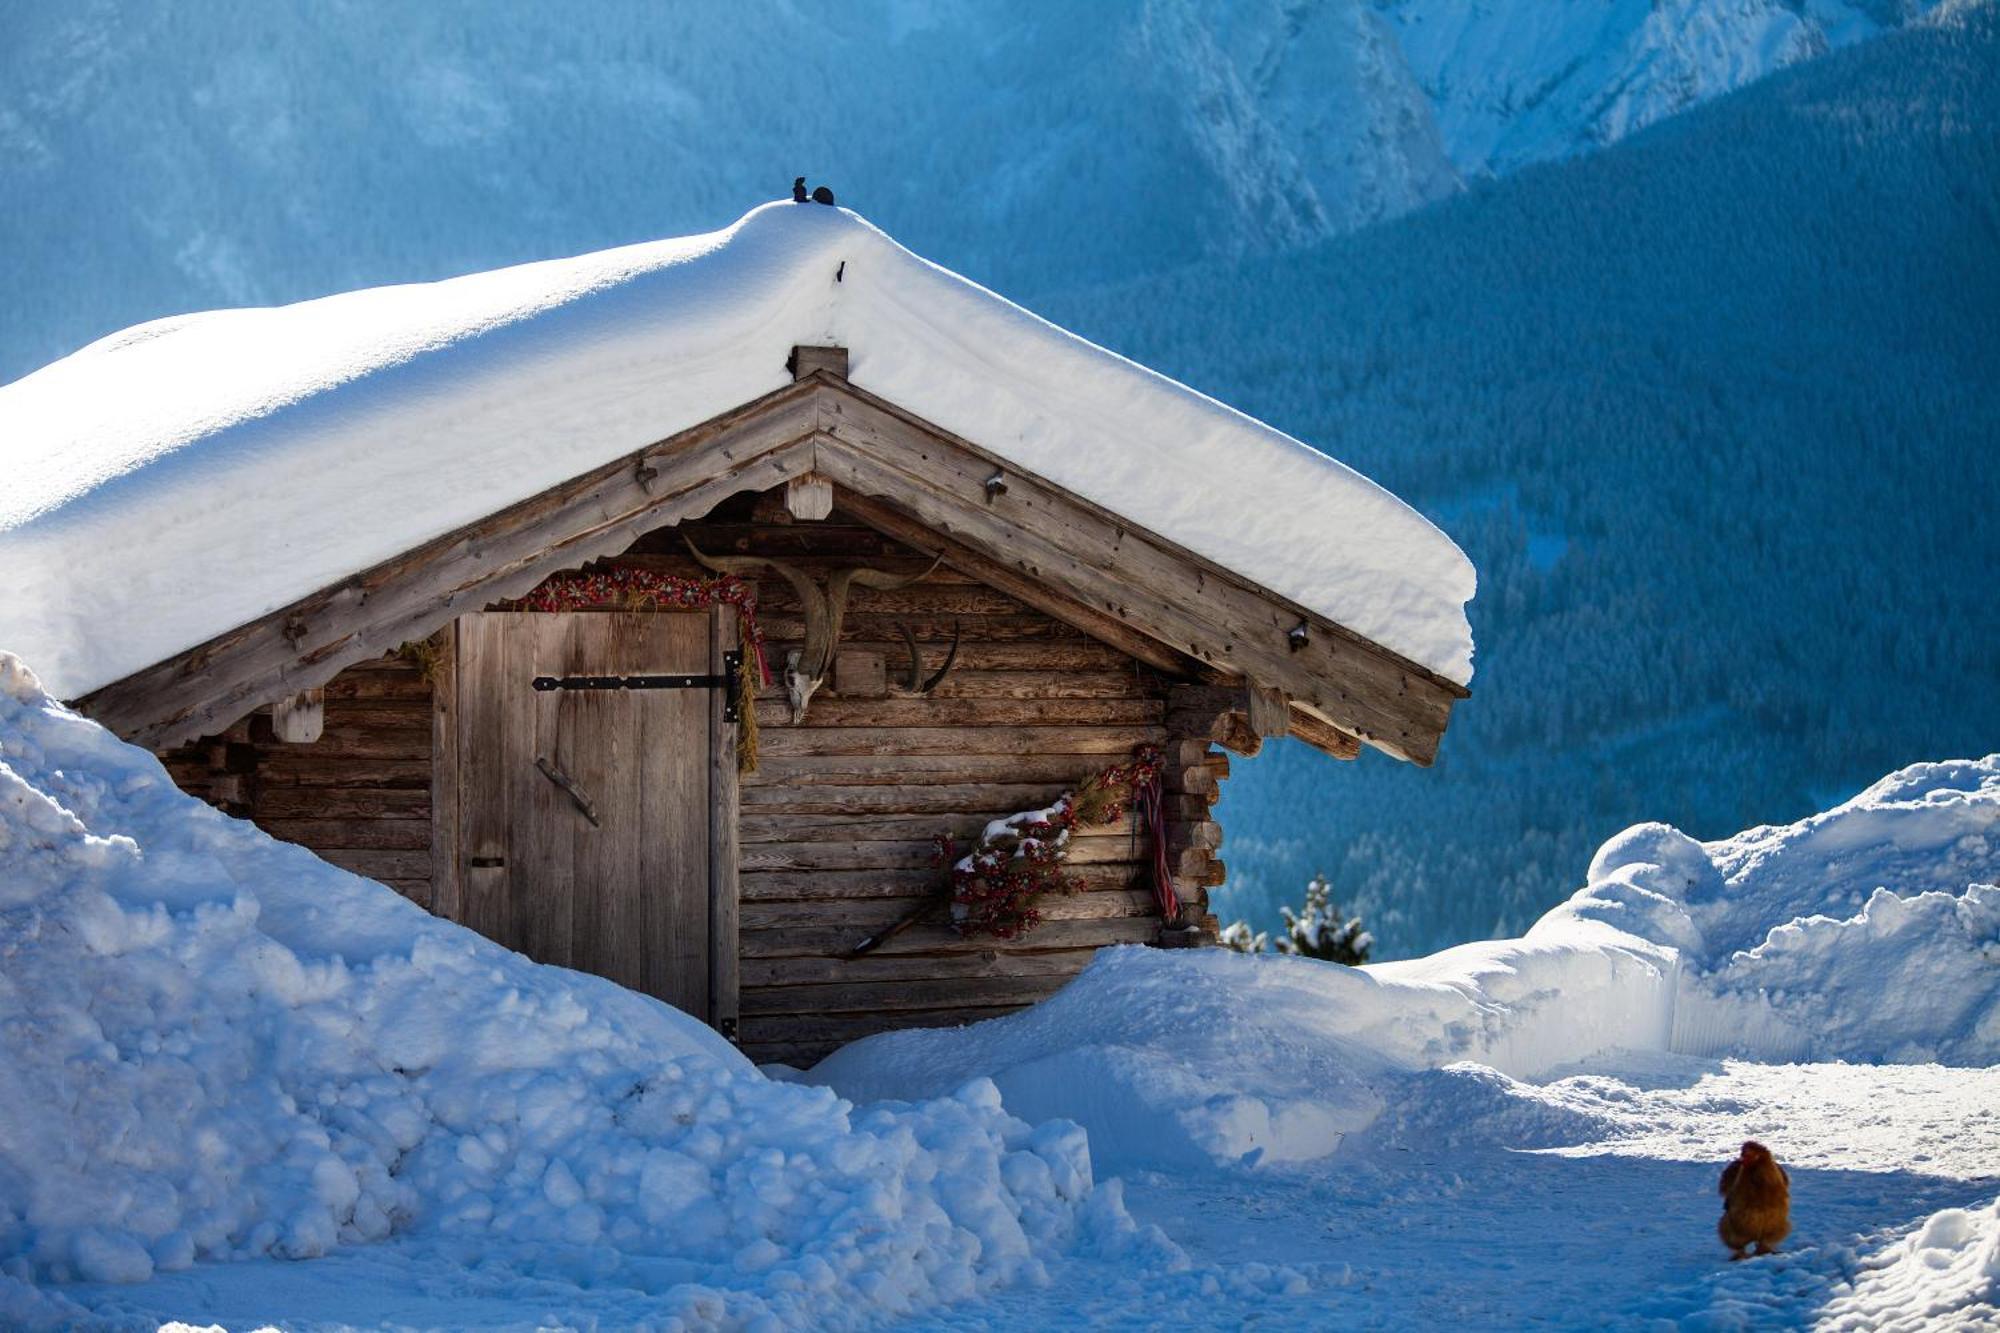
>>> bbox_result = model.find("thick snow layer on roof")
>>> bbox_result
[0,202,1474,700]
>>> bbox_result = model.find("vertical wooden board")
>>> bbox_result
[640,611,713,1019]
[429,628,459,921]
[570,614,647,998]
[518,614,577,970]
[454,616,512,945]
[708,607,741,1034]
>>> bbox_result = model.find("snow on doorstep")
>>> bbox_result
[0,654,1151,1324]
[817,755,2000,1173]
[0,201,1476,701]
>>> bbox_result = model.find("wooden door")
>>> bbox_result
[450,610,738,1028]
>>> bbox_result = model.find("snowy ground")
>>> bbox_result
[49,1058,2000,1330]
[3,657,1995,1329]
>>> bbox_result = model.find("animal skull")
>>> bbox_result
[685,536,942,722]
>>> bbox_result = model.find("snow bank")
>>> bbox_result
[0,202,1474,701]
[814,924,1680,1174]
[0,654,1135,1324]
[1818,1195,2000,1331]
[818,756,2000,1170]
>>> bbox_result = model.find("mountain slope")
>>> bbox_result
[1044,1,2000,953]
[0,0,1922,384]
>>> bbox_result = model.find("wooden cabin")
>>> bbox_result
[7,207,1472,1065]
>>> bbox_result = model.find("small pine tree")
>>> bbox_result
[1274,874,1372,965]
[1217,918,1267,953]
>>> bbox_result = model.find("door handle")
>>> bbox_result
[535,755,602,827]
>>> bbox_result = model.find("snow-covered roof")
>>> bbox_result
[0,202,1475,700]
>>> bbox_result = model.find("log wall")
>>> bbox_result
[154,498,1224,1067]
[638,507,1211,1065]
[159,655,439,907]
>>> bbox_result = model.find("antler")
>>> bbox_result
[821,555,943,669]
[897,620,962,694]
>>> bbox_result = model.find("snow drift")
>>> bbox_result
[0,201,1474,703]
[819,756,2000,1172]
[0,654,1146,1324]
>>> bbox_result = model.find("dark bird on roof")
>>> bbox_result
[793,177,809,203]
[812,185,836,206]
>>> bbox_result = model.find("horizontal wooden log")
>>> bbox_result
[741,783,1098,816]
[311,849,431,880]
[741,946,1105,988]
[754,725,1164,758]
[753,697,1160,730]
[307,702,433,730]
[380,878,432,902]
[740,836,1141,873]
[257,818,431,850]
[741,863,1140,901]
[1176,767,1219,801]
[743,890,1156,933]
[740,916,1157,959]
[742,868,941,898]
[742,973,1074,1017]
[743,752,1153,789]
[911,670,1144,701]
[255,788,432,819]
[266,727,430,760]
[1165,820,1222,853]
[250,758,432,788]
[739,812,994,843]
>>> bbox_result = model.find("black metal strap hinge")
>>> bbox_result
[533,651,743,721]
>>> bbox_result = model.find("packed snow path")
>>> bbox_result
[934,1057,2000,1331]
[49,1056,1999,1329]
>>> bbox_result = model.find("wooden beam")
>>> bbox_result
[789,345,849,381]
[784,473,835,520]
[268,689,324,743]
[1285,703,1362,761]
[709,607,741,1038]
[81,381,823,749]
[1247,684,1289,740]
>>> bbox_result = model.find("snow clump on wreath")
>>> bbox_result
[940,746,1176,940]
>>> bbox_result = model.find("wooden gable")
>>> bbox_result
[80,347,1465,764]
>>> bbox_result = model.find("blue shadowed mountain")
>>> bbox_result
[1043,2,2000,951]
